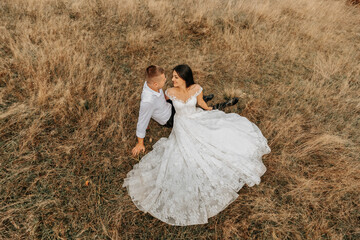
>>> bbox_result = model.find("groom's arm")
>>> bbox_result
[132,137,145,157]
[132,102,153,157]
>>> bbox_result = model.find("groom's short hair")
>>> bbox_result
[146,65,164,82]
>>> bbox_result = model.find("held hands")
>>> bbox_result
[132,142,145,157]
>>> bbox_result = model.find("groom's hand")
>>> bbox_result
[132,142,145,157]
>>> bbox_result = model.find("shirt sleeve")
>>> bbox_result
[136,101,153,138]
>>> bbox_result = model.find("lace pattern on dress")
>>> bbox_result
[165,86,203,104]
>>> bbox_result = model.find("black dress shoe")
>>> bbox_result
[225,97,239,107]
[203,94,214,103]
[212,97,239,110]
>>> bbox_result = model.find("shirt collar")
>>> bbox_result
[144,81,161,97]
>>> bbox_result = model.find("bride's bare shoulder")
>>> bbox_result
[166,87,175,92]
[165,87,176,96]
[189,84,202,93]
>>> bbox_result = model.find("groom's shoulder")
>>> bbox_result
[141,90,155,103]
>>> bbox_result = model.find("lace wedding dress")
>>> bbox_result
[122,85,271,226]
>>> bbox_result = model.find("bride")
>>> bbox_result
[122,64,271,226]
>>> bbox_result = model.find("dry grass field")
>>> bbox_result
[1,0,359,239]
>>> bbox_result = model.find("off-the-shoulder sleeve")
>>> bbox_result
[193,85,203,98]
[165,89,174,100]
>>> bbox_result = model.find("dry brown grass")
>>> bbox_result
[0,0,359,239]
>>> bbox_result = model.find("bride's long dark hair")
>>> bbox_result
[173,64,195,88]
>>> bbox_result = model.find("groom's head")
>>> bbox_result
[146,65,166,89]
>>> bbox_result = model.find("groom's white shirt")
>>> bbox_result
[136,81,172,138]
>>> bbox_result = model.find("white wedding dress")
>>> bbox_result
[122,86,271,226]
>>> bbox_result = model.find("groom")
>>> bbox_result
[131,65,238,157]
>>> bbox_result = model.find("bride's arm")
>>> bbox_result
[196,87,213,110]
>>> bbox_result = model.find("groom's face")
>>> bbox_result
[154,73,166,89]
